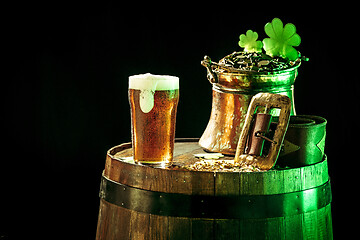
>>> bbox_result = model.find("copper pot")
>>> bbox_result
[199,56,299,155]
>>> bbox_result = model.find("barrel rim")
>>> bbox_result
[106,139,327,173]
[105,139,329,196]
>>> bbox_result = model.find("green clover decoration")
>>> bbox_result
[238,30,263,53]
[238,18,302,61]
[263,18,301,61]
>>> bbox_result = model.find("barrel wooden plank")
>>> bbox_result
[129,208,150,240]
[168,217,192,240]
[96,200,132,240]
[191,219,214,239]
[263,170,285,194]
[215,172,240,196]
[149,214,169,240]
[301,159,329,190]
[284,167,302,193]
[284,212,303,239]
[265,217,285,239]
[189,171,215,195]
[214,219,240,239]
[239,219,267,239]
[239,172,265,195]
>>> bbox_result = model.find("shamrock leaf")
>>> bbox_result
[239,30,263,53]
[263,18,301,61]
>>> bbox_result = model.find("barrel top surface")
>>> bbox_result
[104,138,329,196]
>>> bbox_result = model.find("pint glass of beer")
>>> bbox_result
[129,73,179,167]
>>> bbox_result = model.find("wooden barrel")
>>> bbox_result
[96,139,333,240]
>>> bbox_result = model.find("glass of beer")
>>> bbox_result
[128,73,179,167]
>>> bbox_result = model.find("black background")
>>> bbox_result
[3,1,358,239]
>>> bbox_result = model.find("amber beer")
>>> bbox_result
[129,73,179,167]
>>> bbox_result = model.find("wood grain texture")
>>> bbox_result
[96,140,333,240]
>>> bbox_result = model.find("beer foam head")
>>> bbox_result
[129,73,179,91]
[129,73,179,113]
